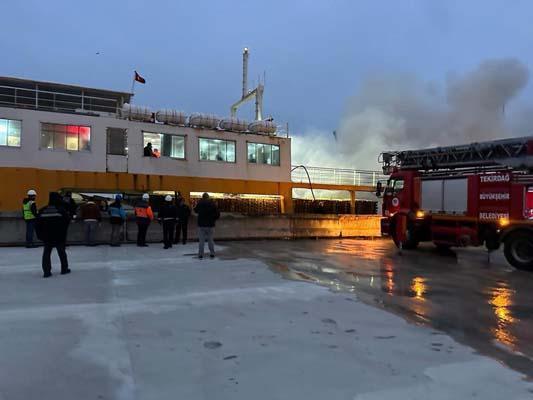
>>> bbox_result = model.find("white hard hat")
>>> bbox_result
[27,189,37,196]
[165,195,172,202]
[142,193,150,200]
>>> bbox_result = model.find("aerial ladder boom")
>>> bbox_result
[380,136,533,174]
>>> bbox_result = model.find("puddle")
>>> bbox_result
[221,239,533,379]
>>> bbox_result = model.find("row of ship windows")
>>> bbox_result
[0,118,281,166]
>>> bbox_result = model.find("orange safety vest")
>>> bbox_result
[135,206,154,220]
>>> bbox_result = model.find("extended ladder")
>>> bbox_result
[380,136,533,174]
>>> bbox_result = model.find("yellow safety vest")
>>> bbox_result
[23,201,36,220]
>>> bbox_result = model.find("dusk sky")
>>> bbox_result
[3,0,533,135]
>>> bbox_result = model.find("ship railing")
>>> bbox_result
[291,165,387,186]
[0,84,120,115]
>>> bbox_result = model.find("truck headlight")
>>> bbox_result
[498,217,510,227]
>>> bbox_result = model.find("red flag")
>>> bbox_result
[134,71,146,84]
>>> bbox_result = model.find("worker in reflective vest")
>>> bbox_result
[135,193,154,247]
[22,189,38,248]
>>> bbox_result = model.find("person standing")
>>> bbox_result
[194,193,220,259]
[22,189,38,248]
[143,142,154,157]
[175,197,191,245]
[62,191,78,219]
[35,192,71,278]
[80,199,101,246]
[135,193,154,247]
[108,194,126,246]
[159,195,177,249]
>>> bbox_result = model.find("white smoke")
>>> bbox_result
[292,58,529,170]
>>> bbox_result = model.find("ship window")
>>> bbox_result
[169,135,185,158]
[247,142,280,166]
[107,128,127,156]
[199,138,236,163]
[142,131,185,159]
[40,123,91,151]
[0,118,21,147]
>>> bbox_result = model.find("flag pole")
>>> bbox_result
[130,73,136,105]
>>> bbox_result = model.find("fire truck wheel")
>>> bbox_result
[504,231,533,271]
[390,218,419,250]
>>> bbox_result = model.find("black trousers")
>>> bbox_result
[137,222,149,246]
[42,243,68,274]
[162,220,175,248]
[175,220,188,244]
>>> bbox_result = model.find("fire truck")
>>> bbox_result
[377,136,533,270]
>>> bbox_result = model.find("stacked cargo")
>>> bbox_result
[293,200,378,214]
[190,197,281,215]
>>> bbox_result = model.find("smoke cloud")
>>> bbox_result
[292,58,529,170]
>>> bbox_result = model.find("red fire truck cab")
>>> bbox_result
[378,136,533,270]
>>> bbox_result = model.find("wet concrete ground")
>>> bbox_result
[222,239,533,378]
[1,241,532,399]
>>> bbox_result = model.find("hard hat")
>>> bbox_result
[115,194,122,201]
[165,195,172,202]
[142,193,149,200]
[27,189,37,196]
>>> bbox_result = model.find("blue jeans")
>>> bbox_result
[84,220,98,245]
[198,227,215,257]
[25,220,35,245]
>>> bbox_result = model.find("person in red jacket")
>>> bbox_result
[80,199,101,246]
[135,193,154,247]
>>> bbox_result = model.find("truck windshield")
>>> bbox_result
[386,178,404,195]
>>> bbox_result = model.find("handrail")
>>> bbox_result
[0,84,120,114]
[0,85,120,103]
[291,165,316,200]
[292,165,387,186]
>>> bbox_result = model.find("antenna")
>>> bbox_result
[230,47,265,121]
[242,47,249,98]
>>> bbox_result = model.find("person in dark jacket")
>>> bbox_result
[135,193,154,246]
[174,196,191,245]
[143,142,154,157]
[35,192,71,278]
[159,195,178,249]
[108,194,126,246]
[62,191,78,219]
[22,189,38,248]
[194,193,220,259]
[80,199,102,246]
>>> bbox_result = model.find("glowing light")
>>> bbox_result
[411,277,426,300]
[385,270,394,295]
[489,287,517,348]
[323,240,386,260]
[189,192,281,200]
[416,210,425,218]
[499,218,510,227]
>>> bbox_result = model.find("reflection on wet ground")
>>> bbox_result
[221,238,533,378]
